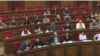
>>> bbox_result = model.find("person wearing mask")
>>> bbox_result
[33,17,42,24]
[79,31,87,41]
[76,20,85,30]
[32,37,45,48]
[53,8,59,15]
[48,31,60,44]
[94,33,100,41]
[22,17,30,25]
[63,8,71,14]
[48,22,57,31]
[19,39,32,51]
[21,28,31,36]
[43,16,50,23]
[90,19,99,29]
[43,9,51,15]
[0,20,7,28]
[10,19,18,27]
[34,25,42,34]
[89,13,96,20]
[62,32,71,42]
[63,23,73,31]
[64,14,71,21]
[54,15,62,22]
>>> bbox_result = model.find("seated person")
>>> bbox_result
[22,17,30,25]
[33,17,42,24]
[89,13,96,20]
[19,39,32,51]
[43,9,51,15]
[90,19,99,29]
[21,28,31,36]
[76,20,85,30]
[94,33,100,40]
[0,20,7,28]
[54,15,62,22]
[79,31,87,41]
[48,31,60,44]
[53,8,59,15]
[63,23,73,31]
[63,8,71,14]
[43,16,50,23]
[34,25,42,34]
[10,19,18,27]
[62,32,71,42]
[32,37,45,48]
[64,14,71,21]
[48,22,57,31]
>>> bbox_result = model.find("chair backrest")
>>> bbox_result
[4,31,14,39]
[80,4,87,7]
[61,34,65,41]
[72,4,78,7]
[6,21,11,27]
[44,6,50,9]
[60,24,66,30]
[20,20,23,25]
[23,13,30,17]
[15,7,22,11]
[31,39,35,45]
[20,29,24,35]
[75,16,83,20]
[33,12,40,16]
[35,6,41,9]
[14,41,23,51]
[0,15,7,19]
[74,9,81,13]
[53,5,59,8]
[84,9,91,13]
[53,17,56,21]
[87,15,90,19]
[32,27,35,34]
[62,5,68,8]
[88,23,90,29]
[25,7,32,10]
[4,8,10,12]
[11,14,18,18]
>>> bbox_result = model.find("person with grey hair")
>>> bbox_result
[0,20,7,28]
[90,19,99,29]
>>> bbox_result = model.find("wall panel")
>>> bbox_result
[24,1,45,7]
[61,1,74,5]
[0,1,8,9]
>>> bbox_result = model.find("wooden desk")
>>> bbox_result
[4,29,100,54]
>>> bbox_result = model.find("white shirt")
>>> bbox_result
[54,37,59,44]
[21,30,31,36]
[76,23,85,29]
[94,34,100,40]
[79,34,87,41]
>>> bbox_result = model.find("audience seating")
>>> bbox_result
[11,14,19,18]
[84,9,91,13]
[31,39,35,45]
[72,4,78,7]
[80,4,87,7]
[4,31,14,39]
[44,6,50,9]
[88,23,90,29]
[75,16,83,20]
[15,7,22,11]
[87,15,90,19]
[53,5,59,8]
[35,6,41,10]
[20,20,23,25]
[20,29,24,35]
[61,34,65,41]
[74,9,81,13]
[78,34,87,40]
[33,12,40,16]
[4,8,10,12]
[23,13,30,17]
[25,7,32,10]
[32,27,35,34]
[0,15,7,19]
[62,5,68,8]
[6,21,11,27]
[60,24,66,30]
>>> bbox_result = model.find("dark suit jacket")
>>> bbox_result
[53,10,59,15]
[34,19,42,24]
[89,16,96,20]
[23,20,30,25]
[62,35,71,42]
[48,35,61,44]
[63,25,73,30]
[19,41,32,50]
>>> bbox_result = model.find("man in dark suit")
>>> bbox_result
[89,13,96,20]
[19,39,32,51]
[48,32,60,45]
[22,17,30,25]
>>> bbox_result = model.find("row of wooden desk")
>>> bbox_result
[17,41,100,56]
[4,29,100,54]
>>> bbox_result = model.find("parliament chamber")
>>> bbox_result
[0,1,100,56]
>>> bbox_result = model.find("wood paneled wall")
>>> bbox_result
[61,1,74,5]
[0,1,8,9]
